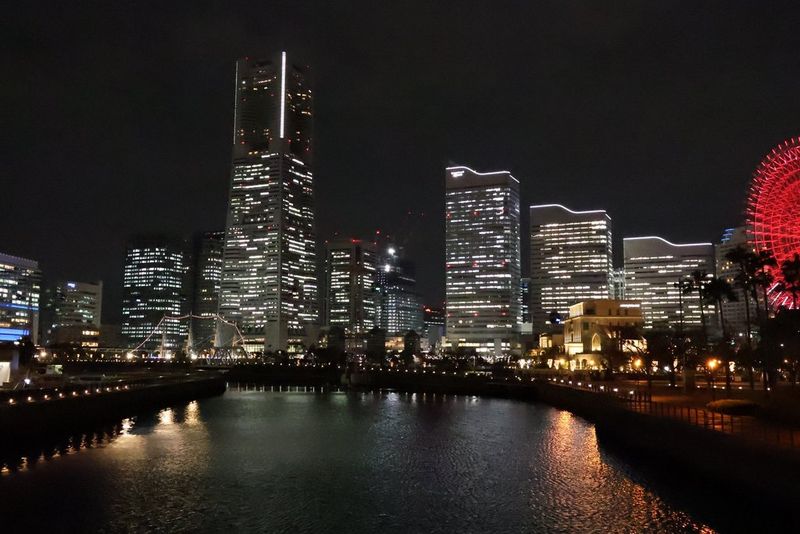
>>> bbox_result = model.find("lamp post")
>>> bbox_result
[633,357,643,392]
[708,358,718,401]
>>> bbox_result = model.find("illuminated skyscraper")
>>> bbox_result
[375,246,422,335]
[0,252,41,343]
[529,204,612,331]
[41,280,102,348]
[623,236,716,331]
[445,166,521,357]
[219,52,317,353]
[324,239,377,333]
[121,236,192,352]
[715,227,757,338]
[192,231,224,349]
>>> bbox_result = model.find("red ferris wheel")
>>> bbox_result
[746,137,800,309]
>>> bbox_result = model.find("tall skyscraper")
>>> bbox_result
[219,52,317,354]
[41,280,102,348]
[623,236,716,331]
[121,236,192,352]
[192,231,224,350]
[324,238,377,334]
[0,253,41,343]
[375,246,423,335]
[520,277,533,335]
[529,204,612,332]
[445,165,521,357]
[611,267,626,300]
[716,226,757,339]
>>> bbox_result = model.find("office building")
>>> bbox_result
[0,253,41,343]
[520,277,532,334]
[445,165,521,356]
[716,227,757,339]
[324,238,377,333]
[192,231,224,350]
[41,280,102,348]
[121,236,192,352]
[623,236,716,331]
[611,268,626,300]
[376,246,422,335]
[423,305,445,349]
[529,204,613,332]
[219,52,317,353]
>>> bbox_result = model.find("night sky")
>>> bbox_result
[3,1,799,324]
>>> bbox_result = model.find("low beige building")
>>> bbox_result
[563,299,645,369]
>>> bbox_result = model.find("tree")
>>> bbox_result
[705,277,738,338]
[752,249,778,320]
[600,324,641,381]
[725,245,756,346]
[776,253,800,309]
[702,276,737,391]
[757,309,800,390]
[683,270,712,346]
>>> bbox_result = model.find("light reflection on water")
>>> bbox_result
[0,391,723,532]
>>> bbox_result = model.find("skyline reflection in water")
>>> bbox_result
[0,390,723,532]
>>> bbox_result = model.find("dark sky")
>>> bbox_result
[3,1,799,324]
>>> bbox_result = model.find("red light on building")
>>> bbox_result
[746,137,800,310]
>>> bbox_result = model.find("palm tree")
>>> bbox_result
[705,277,739,338]
[753,249,778,318]
[704,276,738,391]
[725,245,756,346]
[683,270,711,345]
[776,253,800,309]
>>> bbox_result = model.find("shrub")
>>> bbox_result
[706,399,759,415]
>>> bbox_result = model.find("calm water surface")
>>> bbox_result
[1,388,721,532]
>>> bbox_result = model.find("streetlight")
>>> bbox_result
[708,358,718,400]
[633,358,643,392]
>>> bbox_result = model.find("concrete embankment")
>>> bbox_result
[0,374,226,438]
[532,381,800,514]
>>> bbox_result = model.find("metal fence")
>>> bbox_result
[541,377,800,450]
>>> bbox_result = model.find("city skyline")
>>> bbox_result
[3,2,800,325]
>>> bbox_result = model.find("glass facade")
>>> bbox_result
[220,52,317,353]
[192,231,224,349]
[41,280,102,347]
[715,226,757,338]
[529,204,613,332]
[324,239,377,333]
[623,236,716,331]
[0,253,41,343]
[375,247,422,336]
[445,166,521,356]
[121,236,191,352]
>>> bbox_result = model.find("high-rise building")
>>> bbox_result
[0,253,41,343]
[422,305,445,349]
[192,231,224,350]
[375,246,422,335]
[520,277,533,335]
[611,267,626,300]
[219,52,317,353]
[529,204,612,332]
[121,236,192,352]
[445,165,521,357]
[324,239,377,333]
[716,227,757,339]
[41,280,102,348]
[623,236,716,331]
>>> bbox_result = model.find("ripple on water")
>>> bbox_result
[0,391,718,533]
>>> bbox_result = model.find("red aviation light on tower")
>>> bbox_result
[746,137,800,310]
